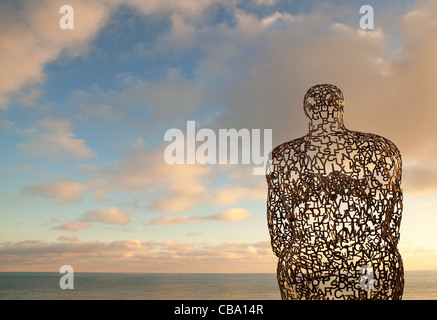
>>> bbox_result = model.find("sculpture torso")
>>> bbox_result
[266,84,404,300]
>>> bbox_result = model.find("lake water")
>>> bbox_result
[0,271,436,300]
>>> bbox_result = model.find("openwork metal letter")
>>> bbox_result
[266,84,404,300]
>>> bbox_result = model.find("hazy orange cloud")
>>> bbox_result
[149,208,251,225]
[0,235,431,272]
[54,207,131,231]
[92,146,265,213]
[55,221,90,232]
[212,183,266,205]
[0,238,276,273]
[82,207,131,225]
[23,180,87,202]
[57,236,80,242]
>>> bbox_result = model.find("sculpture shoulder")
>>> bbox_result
[349,130,402,161]
[266,136,305,177]
[270,136,306,163]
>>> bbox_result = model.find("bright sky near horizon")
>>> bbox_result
[1,0,437,273]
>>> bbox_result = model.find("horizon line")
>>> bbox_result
[1,270,437,274]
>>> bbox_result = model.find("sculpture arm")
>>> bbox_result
[386,150,403,246]
[372,138,403,246]
[266,151,293,257]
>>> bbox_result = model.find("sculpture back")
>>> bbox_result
[266,84,404,300]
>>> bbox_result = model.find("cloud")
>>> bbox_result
[261,11,295,28]
[402,163,437,197]
[213,208,251,221]
[15,1,437,215]
[19,140,265,211]
[57,236,80,242]
[72,69,207,124]
[0,118,17,130]
[0,0,112,110]
[23,180,87,202]
[82,207,131,225]
[6,234,432,273]
[18,118,96,159]
[4,0,437,275]
[55,221,90,232]
[149,208,251,225]
[186,232,204,236]
[0,0,258,110]
[55,207,131,231]
[149,215,201,225]
[100,147,211,212]
[84,141,268,213]
[121,0,220,17]
[141,13,196,55]
[212,183,266,205]
[183,2,437,198]
[253,0,278,5]
[0,238,275,273]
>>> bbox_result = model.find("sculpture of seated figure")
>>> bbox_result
[266,84,404,300]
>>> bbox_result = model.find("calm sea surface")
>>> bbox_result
[0,271,436,300]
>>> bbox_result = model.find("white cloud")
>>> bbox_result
[0,0,112,110]
[253,0,278,5]
[18,118,96,159]
[0,0,262,110]
[261,12,295,28]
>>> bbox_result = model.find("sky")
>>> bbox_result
[0,0,437,273]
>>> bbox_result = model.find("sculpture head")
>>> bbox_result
[304,84,345,126]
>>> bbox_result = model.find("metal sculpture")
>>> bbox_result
[266,84,403,300]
